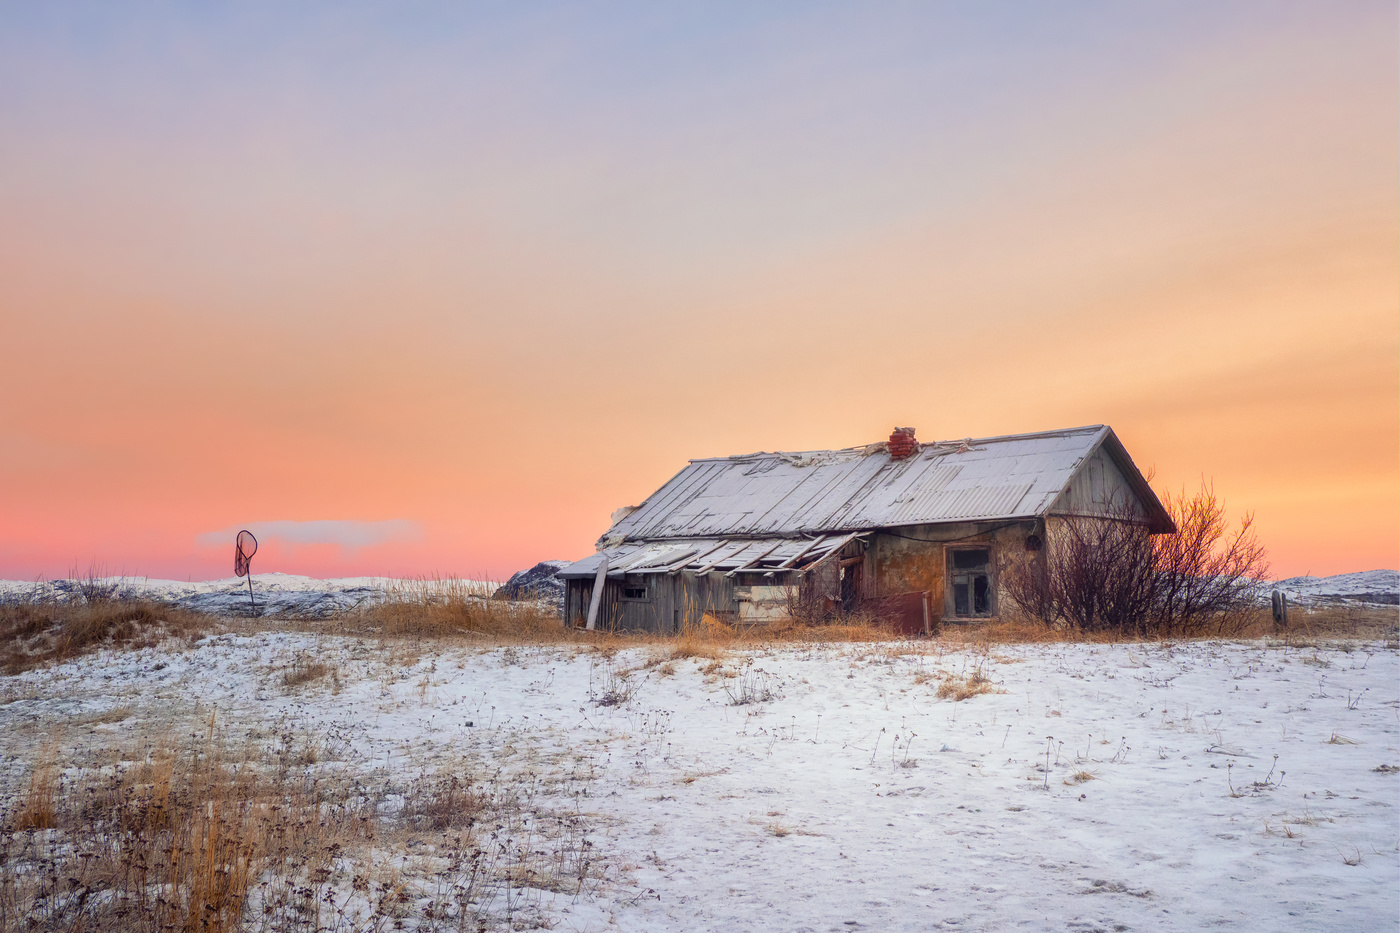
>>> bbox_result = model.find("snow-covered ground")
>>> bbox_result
[2,634,1395,931]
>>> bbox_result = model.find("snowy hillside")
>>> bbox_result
[0,573,490,617]
[1266,570,1399,607]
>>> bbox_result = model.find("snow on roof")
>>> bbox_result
[602,424,1162,544]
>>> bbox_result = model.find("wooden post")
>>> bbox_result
[586,554,609,631]
[1271,590,1288,627]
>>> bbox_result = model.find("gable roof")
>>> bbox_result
[599,424,1172,545]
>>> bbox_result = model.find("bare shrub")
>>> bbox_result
[783,583,904,636]
[589,656,637,706]
[400,773,488,831]
[1147,482,1269,635]
[724,662,777,705]
[784,581,841,626]
[1003,481,1268,637]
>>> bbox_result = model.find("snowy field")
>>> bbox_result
[2,632,1396,931]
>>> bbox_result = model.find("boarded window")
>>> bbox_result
[949,548,992,618]
[621,578,649,600]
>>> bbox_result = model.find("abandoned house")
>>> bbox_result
[558,424,1173,634]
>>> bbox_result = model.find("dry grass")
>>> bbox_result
[75,705,133,726]
[935,670,1001,701]
[10,743,58,831]
[294,582,1398,655]
[668,620,730,660]
[344,576,581,644]
[280,654,335,689]
[0,726,600,932]
[938,604,1397,647]
[1267,605,1399,643]
[1,596,212,674]
[1,732,336,931]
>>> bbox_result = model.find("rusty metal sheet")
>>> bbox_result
[865,590,931,636]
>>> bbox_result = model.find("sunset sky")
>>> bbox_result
[2,2,1395,582]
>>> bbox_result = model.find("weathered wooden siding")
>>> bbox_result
[1052,450,1144,520]
[564,519,1052,631]
[565,571,756,633]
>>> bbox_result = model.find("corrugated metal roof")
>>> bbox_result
[558,533,859,579]
[604,425,1118,542]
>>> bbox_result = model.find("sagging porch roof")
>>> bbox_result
[556,532,863,580]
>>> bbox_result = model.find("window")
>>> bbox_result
[621,578,649,600]
[949,548,992,618]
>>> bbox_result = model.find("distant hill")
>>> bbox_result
[0,573,489,618]
[1265,570,1399,607]
[492,560,568,609]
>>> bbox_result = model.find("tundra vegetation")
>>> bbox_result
[0,558,1394,931]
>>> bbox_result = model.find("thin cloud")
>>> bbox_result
[198,520,422,551]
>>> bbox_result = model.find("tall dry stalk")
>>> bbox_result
[11,742,59,831]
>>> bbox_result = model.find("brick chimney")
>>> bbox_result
[888,426,918,460]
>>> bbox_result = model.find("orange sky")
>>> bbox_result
[1,3,1395,581]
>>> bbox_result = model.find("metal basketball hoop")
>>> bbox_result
[234,529,258,615]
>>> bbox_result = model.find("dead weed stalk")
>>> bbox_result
[0,727,604,932]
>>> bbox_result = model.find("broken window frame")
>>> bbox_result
[620,576,650,601]
[946,545,994,619]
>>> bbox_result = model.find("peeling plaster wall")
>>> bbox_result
[868,521,1041,621]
